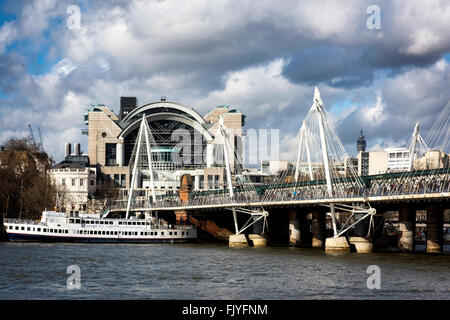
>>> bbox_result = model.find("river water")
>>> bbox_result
[0,242,449,300]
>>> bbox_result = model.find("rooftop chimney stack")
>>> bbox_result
[75,143,81,156]
[65,143,71,158]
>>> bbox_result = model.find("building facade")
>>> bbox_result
[83,98,245,195]
[48,162,97,212]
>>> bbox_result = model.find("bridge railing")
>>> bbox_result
[110,172,449,210]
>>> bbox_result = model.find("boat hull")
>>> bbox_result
[7,232,197,244]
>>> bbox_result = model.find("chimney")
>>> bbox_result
[65,143,71,158]
[75,143,81,156]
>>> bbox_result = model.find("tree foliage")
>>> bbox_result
[0,137,56,219]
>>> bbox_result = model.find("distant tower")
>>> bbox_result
[357,130,366,152]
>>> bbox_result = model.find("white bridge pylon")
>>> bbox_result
[291,86,375,238]
[125,115,157,220]
[218,116,269,235]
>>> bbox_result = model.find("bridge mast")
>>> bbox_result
[143,116,157,204]
[218,116,239,233]
[126,116,145,219]
[219,116,234,200]
[408,122,427,171]
[311,86,338,236]
[126,115,158,220]
[295,122,314,183]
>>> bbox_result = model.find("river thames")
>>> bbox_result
[0,242,449,300]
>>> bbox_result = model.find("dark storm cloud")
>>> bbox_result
[1,0,449,160]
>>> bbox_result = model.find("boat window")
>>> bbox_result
[161,232,164,236]
[21,227,25,231]
[132,222,136,226]
[182,232,184,236]
[15,226,19,230]
[69,219,74,223]
[114,231,117,235]
[76,219,80,223]
[65,230,68,234]
[186,232,189,235]
[174,232,177,236]
[95,221,99,224]
[119,222,122,225]
[109,221,113,225]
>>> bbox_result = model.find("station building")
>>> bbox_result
[82,97,245,194]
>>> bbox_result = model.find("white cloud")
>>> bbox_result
[0,21,17,53]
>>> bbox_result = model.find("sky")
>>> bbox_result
[0,0,449,163]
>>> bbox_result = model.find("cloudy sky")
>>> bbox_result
[0,0,449,162]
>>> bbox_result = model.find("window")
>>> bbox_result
[72,179,76,186]
[105,143,117,166]
[80,179,84,187]
[62,178,66,185]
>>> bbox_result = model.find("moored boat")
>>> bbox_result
[4,211,196,243]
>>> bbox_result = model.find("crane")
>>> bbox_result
[28,124,36,145]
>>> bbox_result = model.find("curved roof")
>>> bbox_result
[118,112,213,142]
[121,101,206,125]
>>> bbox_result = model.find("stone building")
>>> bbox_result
[82,97,245,195]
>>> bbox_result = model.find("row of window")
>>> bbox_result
[62,178,95,187]
[68,219,152,226]
[8,225,189,237]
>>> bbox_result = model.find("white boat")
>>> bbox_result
[3,211,196,243]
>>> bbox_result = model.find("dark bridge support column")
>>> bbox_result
[311,210,325,248]
[398,206,416,252]
[426,205,444,253]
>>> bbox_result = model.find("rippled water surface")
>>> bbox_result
[0,242,449,299]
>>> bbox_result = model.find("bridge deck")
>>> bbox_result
[110,192,450,212]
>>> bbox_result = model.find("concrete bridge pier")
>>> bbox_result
[398,206,416,252]
[426,204,444,253]
[288,210,310,247]
[229,234,249,247]
[248,215,267,247]
[311,210,325,248]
